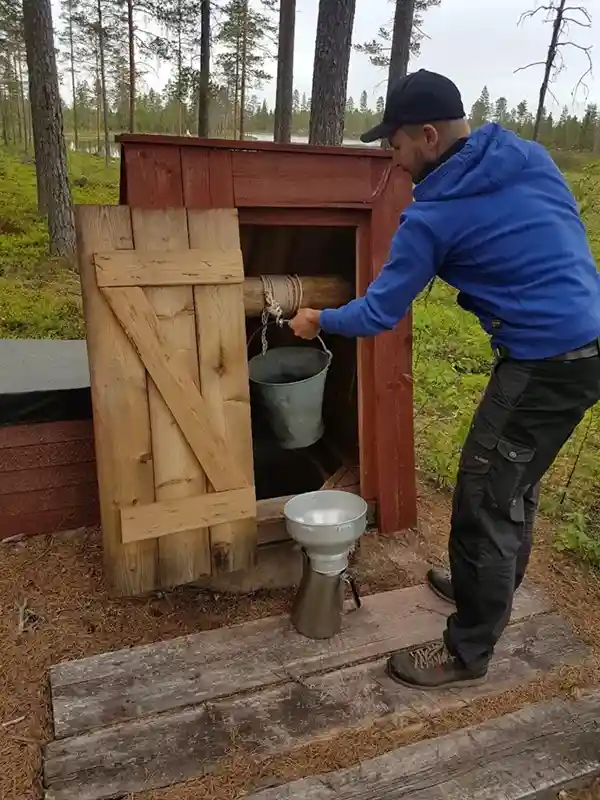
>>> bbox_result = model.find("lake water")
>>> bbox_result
[67,131,377,159]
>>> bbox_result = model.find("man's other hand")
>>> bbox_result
[290,308,321,340]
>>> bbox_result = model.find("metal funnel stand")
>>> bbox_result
[284,490,367,640]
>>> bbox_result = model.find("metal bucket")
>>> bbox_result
[249,334,332,450]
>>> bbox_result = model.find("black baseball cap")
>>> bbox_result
[360,69,465,143]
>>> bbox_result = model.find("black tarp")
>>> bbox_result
[0,339,92,426]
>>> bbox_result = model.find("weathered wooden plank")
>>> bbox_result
[130,209,211,589]
[102,286,249,492]
[94,249,245,287]
[231,151,373,208]
[246,688,600,800]
[121,144,184,208]
[44,705,232,800]
[75,205,158,597]
[370,167,416,533]
[214,612,588,757]
[356,220,378,503]
[120,487,256,543]
[188,208,257,574]
[43,612,587,800]
[49,583,550,739]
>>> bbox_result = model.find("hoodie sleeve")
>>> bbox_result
[319,212,443,338]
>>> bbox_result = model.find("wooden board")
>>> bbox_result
[76,206,257,595]
[94,249,244,286]
[49,583,550,738]
[0,420,98,539]
[121,144,184,208]
[130,208,210,589]
[246,687,600,800]
[231,151,374,208]
[43,609,587,800]
[370,165,417,533]
[77,205,158,596]
[188,209,256,573]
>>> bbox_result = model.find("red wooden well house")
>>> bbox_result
[116,134,417,540]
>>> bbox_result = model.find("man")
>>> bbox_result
[290,69,600,690]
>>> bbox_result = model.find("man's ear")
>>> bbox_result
[423,124,440,149]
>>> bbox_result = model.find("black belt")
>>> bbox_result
[495,338,600,362]
[546,338,600,361]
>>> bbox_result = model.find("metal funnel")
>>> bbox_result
[284,490,368,575]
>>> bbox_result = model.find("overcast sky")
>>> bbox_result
[296,0,597,115]
[51,0,597,116]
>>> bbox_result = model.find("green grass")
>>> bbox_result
[412,160,600,564]
[0,147,119,338]
[1,144,600,563]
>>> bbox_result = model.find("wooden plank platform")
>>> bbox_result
[246,688,600,799]
[49,583,549,739]
[44,583,589,800]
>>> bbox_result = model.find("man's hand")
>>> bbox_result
[289,308,321,340]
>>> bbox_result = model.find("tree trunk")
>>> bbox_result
[309,0,356,145]
[388,0,415,89]
[177,6,183,136]
[273,0,296,143]
[22,0,75,258]
[0,93,9,146]
[13,54,23,145]
[533,0,566,142]
[95,56,101,154]
[239,0,249,140]
[198,0,210,137]
[67,0,79,149]
[16,49,30,151]
[127,0,136,132]
[96,0,111,164]
[233,24,241,137]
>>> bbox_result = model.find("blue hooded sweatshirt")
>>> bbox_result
[319,123,600,359]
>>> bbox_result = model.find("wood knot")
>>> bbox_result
[211,543,231,574]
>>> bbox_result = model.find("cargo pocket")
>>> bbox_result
[490,438,536,523]
[459,428,497,476]
[455,428,498,523]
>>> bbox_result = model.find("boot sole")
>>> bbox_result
[385,659,488,691]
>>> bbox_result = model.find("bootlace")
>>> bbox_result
[411,641,453,670]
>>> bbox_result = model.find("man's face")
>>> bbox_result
[388,124,442,182]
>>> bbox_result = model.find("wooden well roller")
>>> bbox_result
[243,275,353,317]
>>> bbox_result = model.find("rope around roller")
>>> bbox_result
[259,274,304,355]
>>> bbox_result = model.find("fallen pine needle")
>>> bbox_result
[0,716,25,729]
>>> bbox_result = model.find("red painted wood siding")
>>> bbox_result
[0,421,99,539]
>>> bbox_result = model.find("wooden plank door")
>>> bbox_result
[77,205,256,596]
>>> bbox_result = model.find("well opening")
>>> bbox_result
[240,224,359,503]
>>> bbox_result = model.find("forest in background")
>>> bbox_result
[1,0,598,155]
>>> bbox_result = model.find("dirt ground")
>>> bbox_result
[2,479,600,799]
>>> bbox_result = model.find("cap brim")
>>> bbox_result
[360,122,393,143]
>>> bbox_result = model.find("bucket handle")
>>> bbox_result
[343,572,362,611]
[248,320,332,359]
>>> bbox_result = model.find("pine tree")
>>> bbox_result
[470,86,491,129]
[198,0,210,136]
[355,0,440,70]
[0,2,29,149]
[23,0,75,257]
[273,0,296,143]
[493,97,508,126]
[152,0,200,135]
[215,0,276,139]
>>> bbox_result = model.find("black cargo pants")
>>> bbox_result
[445,343,600,669]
